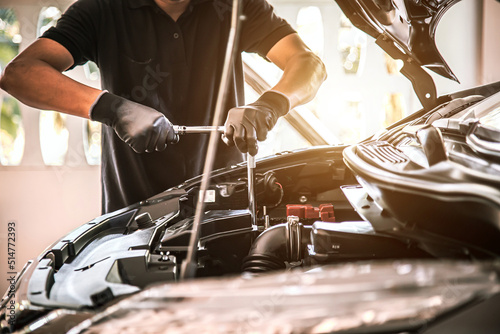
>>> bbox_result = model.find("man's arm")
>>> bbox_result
[0,38,102,118]
[266,33,327,109]
[0,38,175,153]
[224,33,327,155]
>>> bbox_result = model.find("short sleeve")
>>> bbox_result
[239,0,295,57]
[41,0,100,69]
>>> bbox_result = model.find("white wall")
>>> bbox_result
[481,0,500,84]
[432,0,483,95]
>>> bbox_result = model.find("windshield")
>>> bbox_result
[245,2,419,148]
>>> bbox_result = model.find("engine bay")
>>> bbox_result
[4,84,500,333]
[15,145,434,312]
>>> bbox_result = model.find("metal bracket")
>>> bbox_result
[286,216,302,262]
[376,35,438,111]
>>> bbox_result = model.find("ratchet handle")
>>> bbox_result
[174,125,225,135]
[170,125,224,144]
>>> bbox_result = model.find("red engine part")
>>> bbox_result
[319,204,336,222]
[286,203,335,222]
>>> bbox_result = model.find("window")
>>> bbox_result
[39,111,69,166]
[84,120,101,165]
[0,8,24,165]
[296,7,324,57]
[336,95,365,143]
[383,93,406,127]
[37,6,61,37]
[0,97,24,165]
[256,118,310,158]
[338,13,367,75]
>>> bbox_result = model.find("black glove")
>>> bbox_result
[223,91,290,156]
[90,92,176,153]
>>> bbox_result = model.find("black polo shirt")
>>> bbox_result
[42,0,294,213]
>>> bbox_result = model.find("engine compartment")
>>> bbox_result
[7,145,438,319]
[4,83,500,333]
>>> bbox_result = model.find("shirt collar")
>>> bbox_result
[128,0,210,10]
[127,0,154,9]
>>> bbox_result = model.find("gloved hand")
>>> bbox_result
[90,92,176,153]
[223,91,290,156]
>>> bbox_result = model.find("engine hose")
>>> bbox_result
[242,222,311,273]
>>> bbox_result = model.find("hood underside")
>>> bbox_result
[335,0,460,82]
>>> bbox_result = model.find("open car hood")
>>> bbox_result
[335,0,461,109]
[335,0,459,81]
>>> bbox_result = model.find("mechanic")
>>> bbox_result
[0,0,326,213]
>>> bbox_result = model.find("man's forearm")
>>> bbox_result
[0,38,101,118]
[0,58,101,119]
[223,33,328,155]
[271,51,327,109]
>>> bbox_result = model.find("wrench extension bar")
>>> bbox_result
[174,125,225,135]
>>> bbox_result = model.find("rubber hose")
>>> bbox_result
[242,223,310,273]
